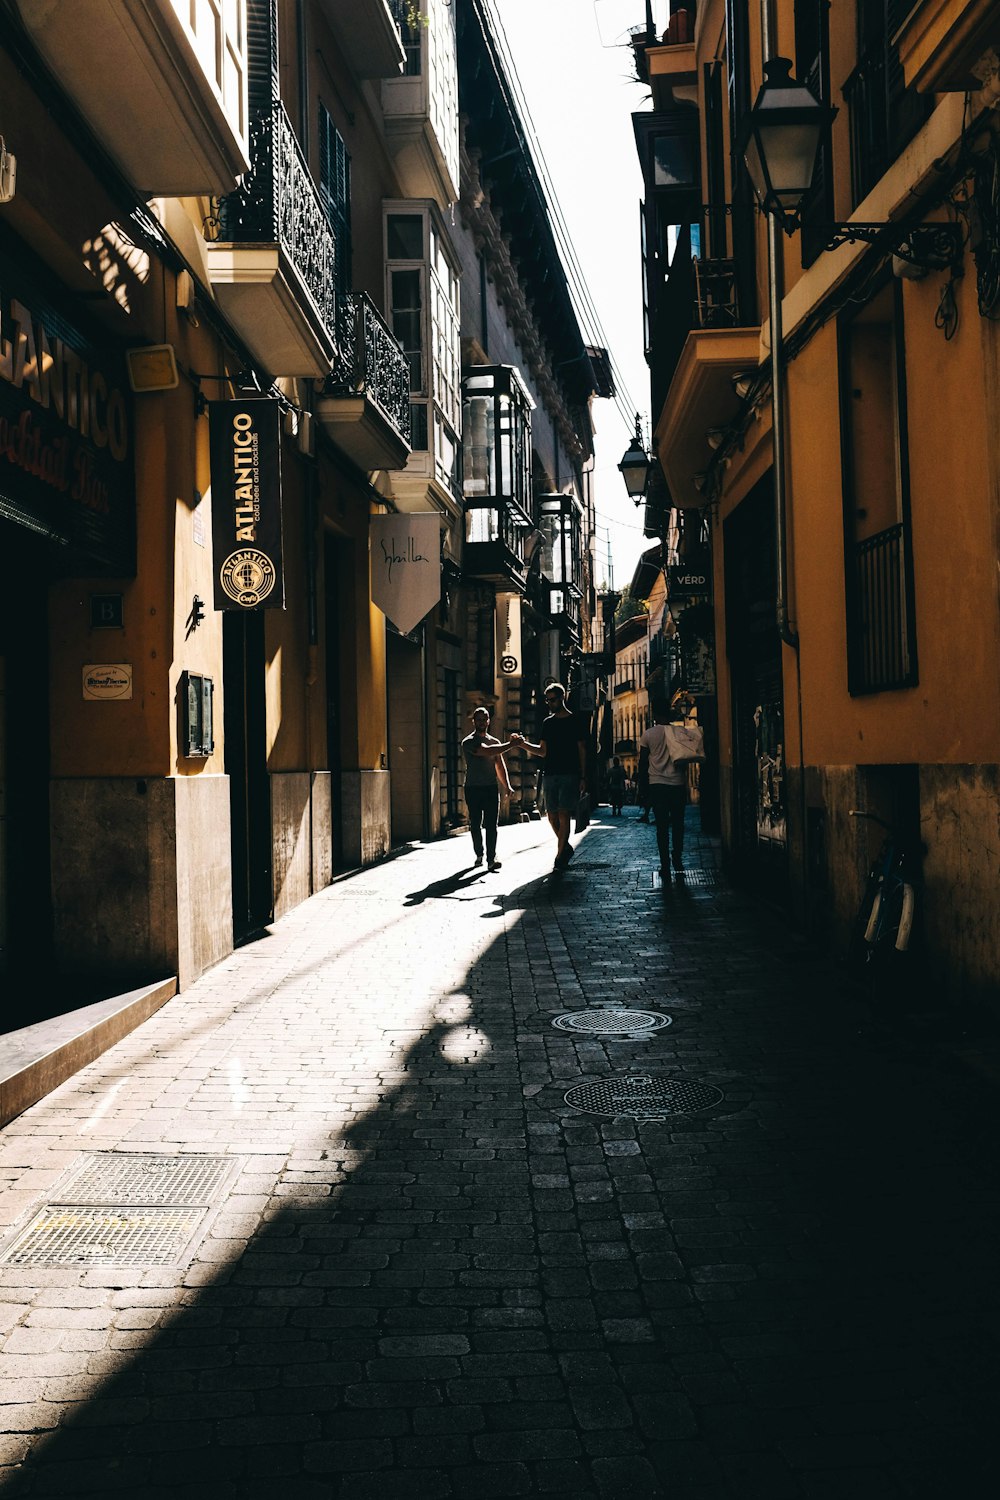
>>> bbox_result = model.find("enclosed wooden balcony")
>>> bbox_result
[317,0,405,80]
[317,295,411,472]
[207,103,337,378]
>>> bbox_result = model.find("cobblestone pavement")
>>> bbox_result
[0,810,997,1498]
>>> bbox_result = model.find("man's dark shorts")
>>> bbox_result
[543,773,579,812]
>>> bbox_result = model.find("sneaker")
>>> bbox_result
[488,859,502,871]
[473,853,484,867]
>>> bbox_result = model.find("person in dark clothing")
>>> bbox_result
[462,707,514,872]
[608,757,626,815]
[511,682,586,870]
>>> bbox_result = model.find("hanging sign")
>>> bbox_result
[496,592,522,677]
[209,398,284,610]
[370,513,439,634]
[668,552,712,602]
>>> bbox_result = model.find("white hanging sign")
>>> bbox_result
[496,592,522,677]
[370,513,440,634]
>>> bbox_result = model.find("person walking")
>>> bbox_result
[462,707,514,872]
[512,682,587,871]
[608,756,626,816]
[637,693,703,880]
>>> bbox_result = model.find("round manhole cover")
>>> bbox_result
[563,1075,723,1118]
[552,1010,672,1035]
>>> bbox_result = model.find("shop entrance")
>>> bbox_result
[725,477,788,897]
[223,610,272,943]
[0,524,52,998]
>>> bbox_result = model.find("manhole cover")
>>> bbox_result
[61,1154,235,1206]
[552,1010,671,1035]
[563,1074,723,1118]
[0,1153,243,1268]
[0,1205,207,1267]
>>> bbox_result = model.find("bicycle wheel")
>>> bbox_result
[867,879,915,961]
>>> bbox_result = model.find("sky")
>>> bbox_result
[488,0,667,592]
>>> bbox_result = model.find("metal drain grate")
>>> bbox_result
[552,1010,671,1035]
[652,869,719,889]
[0,1153,242,1268]
[61,1154,236,1206]
[563,1074,723,1118]
[0,1206,207,1267]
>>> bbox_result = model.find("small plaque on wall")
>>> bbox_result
[90,594,124,629]
[83,664,132,700]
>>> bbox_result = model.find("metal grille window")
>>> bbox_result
[839,281,918,694]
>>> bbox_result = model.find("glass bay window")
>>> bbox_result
[461,366,533,586]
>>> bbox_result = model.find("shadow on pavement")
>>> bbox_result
[2,815,999,1498]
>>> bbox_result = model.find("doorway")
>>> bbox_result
[0,525,51,987]
[223,610,272,942]
[725,476,788,896]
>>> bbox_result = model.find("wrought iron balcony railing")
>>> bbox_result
[328,293,411,446]
[217,101,337,345]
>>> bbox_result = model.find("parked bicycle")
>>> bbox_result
[849,810,917,977]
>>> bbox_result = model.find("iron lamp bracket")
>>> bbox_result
[822,221,963,271]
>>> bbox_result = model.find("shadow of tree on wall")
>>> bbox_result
[2,833,999,1497]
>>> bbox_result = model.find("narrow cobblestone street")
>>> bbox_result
[0,810,997,1498]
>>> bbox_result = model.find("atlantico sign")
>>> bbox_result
[209,398,284,610]
[0,279,134,572]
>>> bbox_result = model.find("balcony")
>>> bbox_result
[317,0,405,80]
[382,0,459,206]
[614,679,635,697]
[894,0,1000,93]
[463,503,529,591]
[317,294,411,472]
[14,0,250,194]
[546,584,581,645]
[207,103,337,378]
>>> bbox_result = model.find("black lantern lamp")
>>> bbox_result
[739,58,833,233]
[740,57,962,270]
[618,414,652,503]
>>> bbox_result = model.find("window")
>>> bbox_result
[795,0,834,268]
[319,103,351,300]
[385,201,460,490]
[846,0,931,205]
[839,281,918,693]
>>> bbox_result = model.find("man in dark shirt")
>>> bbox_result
[513,682,586,870]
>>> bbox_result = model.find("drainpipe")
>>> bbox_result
[761,2,799,651]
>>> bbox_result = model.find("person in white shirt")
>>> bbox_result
[637,693,700,880]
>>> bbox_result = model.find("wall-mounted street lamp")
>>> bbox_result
[618,413,652,503]
[739,57,962,272]
[734,30,964,655]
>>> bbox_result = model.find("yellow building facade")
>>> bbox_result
[633,0,1000,1008]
